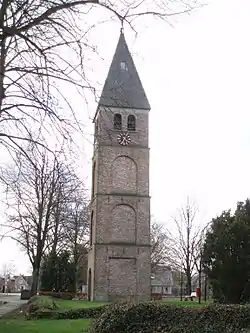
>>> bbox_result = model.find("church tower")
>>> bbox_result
[87,30,151,302]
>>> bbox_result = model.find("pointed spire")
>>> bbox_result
[98,31,151,110]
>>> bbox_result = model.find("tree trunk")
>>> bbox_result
[72,266,77,294]
[72,249,78,294]
[198,271,202,304]
[204,276,207,301]
[180,270,183,301]
[186,271,192,295]
[31,266,40,295]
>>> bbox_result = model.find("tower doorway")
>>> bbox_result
[87,268,92,301]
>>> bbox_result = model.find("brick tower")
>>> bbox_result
[87,30,151,302]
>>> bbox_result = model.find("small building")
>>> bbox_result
[151,265,173,295]
[0,276,15,293]
[0,275,32,293]
[13,275,31,292]
[0,277,5,293]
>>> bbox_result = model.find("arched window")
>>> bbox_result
[127,115,136,131]
[90,211,94,245]
[91,162,96,198]
[114,113,122,130]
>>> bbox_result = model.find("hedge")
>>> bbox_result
[89,302,250,333]
[25,295,59,319]
[27,306,106,320]
[38,291,74,300]
[25,295,106,320]
[25,296,250,333]
[21,289,32,300]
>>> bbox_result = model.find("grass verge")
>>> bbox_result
[54,298,106,309]
[0,318,91,333]
[161,298,212,307]
[0,296,213,333]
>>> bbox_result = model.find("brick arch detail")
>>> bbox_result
[111,155,137,194]
[110,204,136,243]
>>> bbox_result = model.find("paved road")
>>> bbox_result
[0,294,27,317]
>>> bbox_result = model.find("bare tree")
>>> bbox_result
[0,261,16,293]
[0,261,16,278]
[0,0,200,157]
[61,188,90,292]
[165,198,202,296]
[151,220,169,273]
[0,145,81,294]
[193,223,209,302]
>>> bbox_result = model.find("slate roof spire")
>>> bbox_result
[98,30,151,110]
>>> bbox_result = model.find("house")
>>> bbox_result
[151,265,173,295]
[7,278,15,293]
[13,275,31,291]
[0,275,32,293]
[0,277,5,293]
[0,276,15,293]
[23,275,33,289]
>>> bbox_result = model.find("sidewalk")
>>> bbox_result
[0,295,27,317]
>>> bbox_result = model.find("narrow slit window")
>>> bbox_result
[127,115,136,131]
[92,162,96,198]
[95,120,98,134]
[114,113,122,130]
[90,211,94,245]
[120,61,128,71]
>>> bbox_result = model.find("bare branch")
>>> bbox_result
[0,0,201,158]
[164,197,203,295]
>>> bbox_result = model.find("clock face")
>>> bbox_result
[117,132,131,146]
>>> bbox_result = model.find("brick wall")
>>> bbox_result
[88,106,151,302]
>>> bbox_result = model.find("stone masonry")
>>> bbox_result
[87,31,151,302]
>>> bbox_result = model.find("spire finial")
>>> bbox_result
[120,18,124,34]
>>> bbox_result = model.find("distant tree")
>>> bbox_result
[0,261,16,293]
[0,145,84,295]
[39,252,58,291]
[40,250,74,292]
[63,192,89,292]
[0,261,16,278]
[171,269,186,297]
[151,221,169,273]
[203,199,250,304]
[193,228,207,303]
[165,198,202,295]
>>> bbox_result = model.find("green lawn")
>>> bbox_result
[39,295,209,310]
[161,298,212,307]
[37,295,106,310]
[0,296,212,333]
[38,295,210,310]
[55,298,106,309]
[53,297,210,310]
[0,318,91,333]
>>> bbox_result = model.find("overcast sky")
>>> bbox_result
[1,0,250,275]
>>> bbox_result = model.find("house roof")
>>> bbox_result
[22,275,33,286]
[151,265,173,286]
[98,31,151,111]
